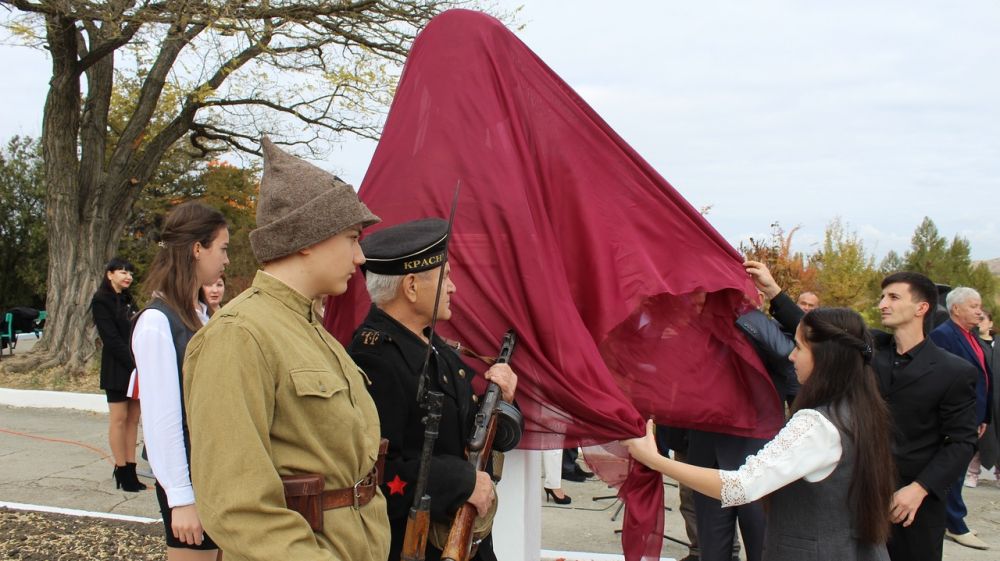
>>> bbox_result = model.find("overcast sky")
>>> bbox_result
[2,0,997,260]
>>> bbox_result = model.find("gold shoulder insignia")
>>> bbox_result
[360,330,381,346]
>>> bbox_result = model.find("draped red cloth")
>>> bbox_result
[323,10,783,560]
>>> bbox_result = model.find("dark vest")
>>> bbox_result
[134,299,197,456]
[764,406,889,561]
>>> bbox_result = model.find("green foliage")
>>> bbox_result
[119,155,259,305]
[117,146,207,287]
[969,263,999,311]
[197,160,259,297]
[878,250,904,275]
[902,216,997,306]
[0,136,47,309]
[0,94,259,316]
[109,66,258,299]
[809,217,879,312]
[744,216,998,324]
[903,217,948,276]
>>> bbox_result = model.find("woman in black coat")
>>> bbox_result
[91,257,145,492]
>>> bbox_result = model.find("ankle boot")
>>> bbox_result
[125,462,148,491]
[113,464,144,492]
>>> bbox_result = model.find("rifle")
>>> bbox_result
[401,183,460,561]
[440,330,517,561]
[400,391,443,561]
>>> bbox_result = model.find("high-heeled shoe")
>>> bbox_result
[544,488,572,505]
[125,462,148,490]
[113,464,145,492]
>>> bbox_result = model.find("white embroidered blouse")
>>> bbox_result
[719,408,842,507]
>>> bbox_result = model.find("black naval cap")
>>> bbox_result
[361,218,449,275]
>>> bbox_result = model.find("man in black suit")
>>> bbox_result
[745,262,978,561]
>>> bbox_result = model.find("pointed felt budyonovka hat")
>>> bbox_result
[249,137,380,263]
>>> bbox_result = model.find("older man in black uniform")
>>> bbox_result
[348,218,517,561]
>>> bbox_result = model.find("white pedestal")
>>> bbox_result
[494,449,541,561]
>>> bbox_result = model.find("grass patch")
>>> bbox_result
[0,363,101,393]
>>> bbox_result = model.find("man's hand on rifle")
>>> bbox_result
[467,471,496,517]
[484,363,517,403]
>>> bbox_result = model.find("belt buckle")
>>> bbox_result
[352,466,378,510]
[352,477,363,509]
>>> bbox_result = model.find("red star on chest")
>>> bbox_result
[386,474,408,495]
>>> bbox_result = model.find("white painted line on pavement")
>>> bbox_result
[0,388,106,413]
[0,501,160,524]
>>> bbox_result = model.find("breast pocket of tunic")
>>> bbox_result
[288,368,356,433]
[290,368,349,400]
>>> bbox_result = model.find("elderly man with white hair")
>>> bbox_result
[929,286,993,550]
[347,217,519,561]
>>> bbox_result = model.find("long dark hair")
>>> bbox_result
[143,202,228,332]
[100,257,135,293]
[792,308,895,545]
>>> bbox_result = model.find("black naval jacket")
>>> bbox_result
[348,305,496,561]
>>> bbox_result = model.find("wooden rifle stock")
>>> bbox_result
[400,496,431,561]
[440,331,515,561]
[440,415,497,561]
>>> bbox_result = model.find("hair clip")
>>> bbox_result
[861,343,873,364]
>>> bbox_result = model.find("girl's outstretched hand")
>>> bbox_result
[620,419,661,468]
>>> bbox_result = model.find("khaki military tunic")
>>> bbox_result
[184,271,390,561]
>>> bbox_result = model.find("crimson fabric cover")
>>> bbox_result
[324,10,783,560]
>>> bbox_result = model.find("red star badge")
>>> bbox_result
[386,474,408,496]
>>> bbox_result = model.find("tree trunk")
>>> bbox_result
[1,15,127,376]
[4,154,131,376]
[14,219,125,374]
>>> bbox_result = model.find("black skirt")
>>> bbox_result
[154,482,219,550]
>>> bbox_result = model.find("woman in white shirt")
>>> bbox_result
[623,308,895,561]
[132,202,228,561]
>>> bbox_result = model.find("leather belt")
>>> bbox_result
[321,468,378,510]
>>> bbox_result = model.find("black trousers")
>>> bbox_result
[562,447,578,473]
[687,430,767,561]
[886,489,945,561]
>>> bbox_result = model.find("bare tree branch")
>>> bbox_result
[189,121,264,156]
[108,20,206,171]
[76,18,144,74]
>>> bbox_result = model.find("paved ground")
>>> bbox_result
[1,398,998,560]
